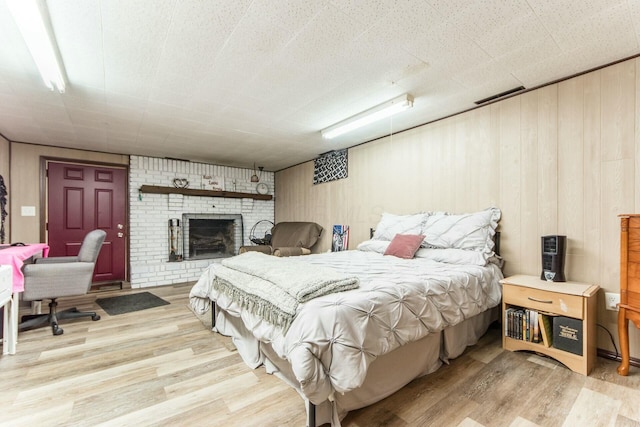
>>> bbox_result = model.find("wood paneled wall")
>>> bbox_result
[0,135,8,176]
[275,57,640,357]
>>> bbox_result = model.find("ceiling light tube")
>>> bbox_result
[7,0,66,93]
[321,94,414,139]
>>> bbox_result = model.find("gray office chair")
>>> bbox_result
[19,229,107,335]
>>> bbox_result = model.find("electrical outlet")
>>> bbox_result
[605,292,620,311]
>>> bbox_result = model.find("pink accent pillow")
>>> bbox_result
[384,234,425,259]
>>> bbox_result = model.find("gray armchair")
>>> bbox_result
[239,222,323,257]
[19,229,107,335]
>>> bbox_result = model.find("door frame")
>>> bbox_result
[39,156,130,282]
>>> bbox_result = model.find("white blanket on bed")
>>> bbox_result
[190,250,502,404]
[213,252,359,330]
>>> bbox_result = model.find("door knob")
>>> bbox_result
[117,232,124,238]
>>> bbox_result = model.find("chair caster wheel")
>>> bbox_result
[53,327,64,335]
[92,314,100,321]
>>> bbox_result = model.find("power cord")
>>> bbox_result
[597,323,619,359]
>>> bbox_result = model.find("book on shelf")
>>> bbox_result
[538,313,553,348]
[552,316,583,355]
[532,310,539,343]
[509,308,518,339]
[505,307,512,337]
[507,307,515,339]
[517,309,523,340]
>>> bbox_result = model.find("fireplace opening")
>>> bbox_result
[182,214,243,260]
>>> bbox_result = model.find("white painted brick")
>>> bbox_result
[130,155,274,287]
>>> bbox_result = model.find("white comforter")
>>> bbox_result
[189,250,503,404]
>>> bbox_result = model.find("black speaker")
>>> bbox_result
[541,235,566,282]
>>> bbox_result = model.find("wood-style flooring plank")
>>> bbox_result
[563,388,621,426]
[95,372,261,427]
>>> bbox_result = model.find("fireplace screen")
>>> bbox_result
[182,214,243,260]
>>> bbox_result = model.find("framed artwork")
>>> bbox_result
[314,149,348,185]
[332,225,349,252]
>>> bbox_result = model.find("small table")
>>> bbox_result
[500,274,599,375]
[0,243,50,355]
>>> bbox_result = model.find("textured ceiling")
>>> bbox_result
[0,0,639,171]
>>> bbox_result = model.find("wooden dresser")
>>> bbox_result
[617,215,640,376]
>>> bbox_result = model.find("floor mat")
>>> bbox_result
[96,292,170,315]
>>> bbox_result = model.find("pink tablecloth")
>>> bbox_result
[0,243,50,292]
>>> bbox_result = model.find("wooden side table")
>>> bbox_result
[501,274,599,375]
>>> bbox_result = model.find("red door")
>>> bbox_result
[47,162,127,283]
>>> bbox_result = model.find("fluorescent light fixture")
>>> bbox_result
[7,0,66,93]
[321,94,414,139]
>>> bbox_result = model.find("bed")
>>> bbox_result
[189,208,503,426]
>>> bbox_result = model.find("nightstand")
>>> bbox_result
[501,274,599,375]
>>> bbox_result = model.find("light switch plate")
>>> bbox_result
[21,206,36,216]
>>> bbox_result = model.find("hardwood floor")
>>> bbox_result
[1,283,639,427]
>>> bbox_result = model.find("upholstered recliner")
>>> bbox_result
[19,229,107,335]
[239,222,323,257]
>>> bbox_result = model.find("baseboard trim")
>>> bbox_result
[90,281,126,292]
[597,348,640,368]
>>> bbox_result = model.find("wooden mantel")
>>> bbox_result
[138,185,272,201]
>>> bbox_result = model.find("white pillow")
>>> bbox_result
[414,248,488,266]
[356,239,389,253]
[359,240,492,266]
[421,207,501,253]
[372,213,429,241]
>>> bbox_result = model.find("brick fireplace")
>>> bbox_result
[129,155,274,288]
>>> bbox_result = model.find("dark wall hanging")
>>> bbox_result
[313,149,348,185]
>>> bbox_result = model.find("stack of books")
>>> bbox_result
[504,307,554,347]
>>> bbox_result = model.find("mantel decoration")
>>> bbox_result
[173,178,189,188]
[313,149,348,185]
[202,175,224,191]
[256,182,269,195]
